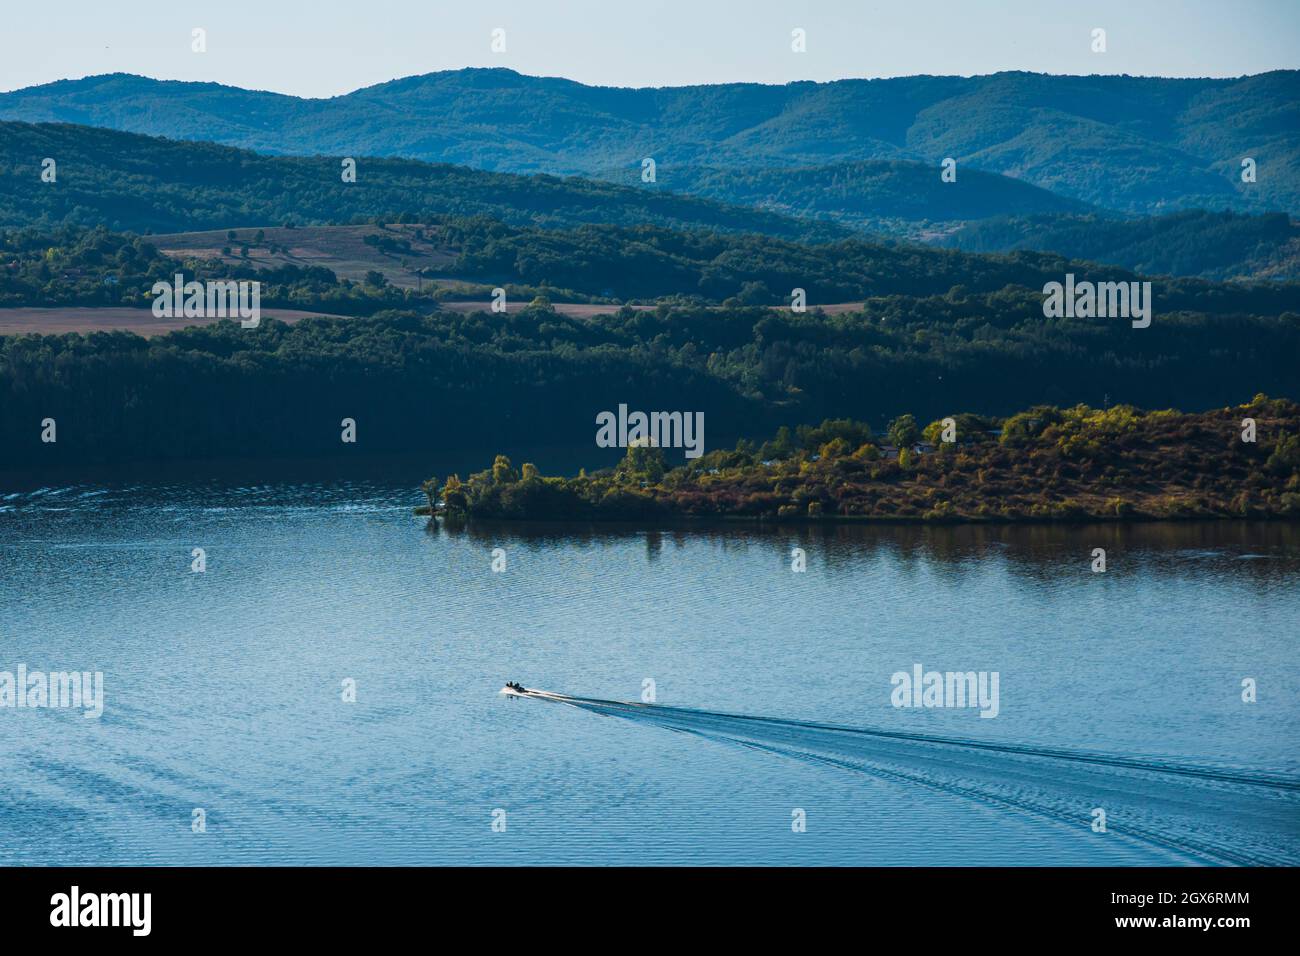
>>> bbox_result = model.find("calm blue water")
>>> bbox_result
[1,479,1298,865]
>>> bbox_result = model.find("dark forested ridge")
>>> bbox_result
[595,159,1095,233]
[3,290,1298,468]
[0,121,841,241]
[1,70,1295,216]
[946,210,1300,282]
[437,218,1300,309]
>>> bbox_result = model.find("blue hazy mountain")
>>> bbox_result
[2,69,1296,216]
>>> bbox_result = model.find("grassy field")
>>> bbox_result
[0,306,345,337]
[151,223,457,290]
[0,299,872,334]
[2,224,879,334]
[0,302,657,336]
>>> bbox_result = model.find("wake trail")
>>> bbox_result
[521,690,1300,866]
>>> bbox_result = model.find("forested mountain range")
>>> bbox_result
[3,69,1298,470]
[0,121,840,241]
[3,120,1298,281]
[3,69,1295,215]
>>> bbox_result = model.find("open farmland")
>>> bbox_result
[152,223,457,290]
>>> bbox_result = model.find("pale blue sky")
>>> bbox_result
[2,0,1297,96]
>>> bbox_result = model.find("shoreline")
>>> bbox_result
[416,506,1300,526]
[419,399,1300,526]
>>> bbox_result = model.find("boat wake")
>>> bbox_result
[517,689,1300,866]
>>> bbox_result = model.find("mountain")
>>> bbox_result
[2,69,1297,215]
[944,210,1300,282]
[5,119,1296,312]
[597,160,1094,235]
[0,121,843,241]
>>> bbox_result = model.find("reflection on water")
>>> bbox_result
[1,478,1297,865]
[437,514,1300,584]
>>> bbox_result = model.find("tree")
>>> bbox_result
[617,443,666,483]
[1267,433,1300,475]
[759,425,794,460]
[1001,406,1063,444]
[887,413,919,449]
[421,477,440,515]
[440,475,468,515]
[492,455,518,483]
[852,442,879,461]
[818,437,852,459]
[735,280,772,305]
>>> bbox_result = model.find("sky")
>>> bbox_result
[2,0,1297,97]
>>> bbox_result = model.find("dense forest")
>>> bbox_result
[946,210,1300,282]
[0,121,839,241]
[428,397,1300,523]
[4,291,1298,467]
[596,159,1092,232]
[439,218,1300,309]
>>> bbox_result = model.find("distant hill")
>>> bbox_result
[0,121,842,241]
[598,160,1094,235]
[2,69,1296,215]
[944,210,1300,281]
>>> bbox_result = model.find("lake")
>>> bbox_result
[1,475,1297,865]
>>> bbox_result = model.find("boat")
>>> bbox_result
[499,682,529,698]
